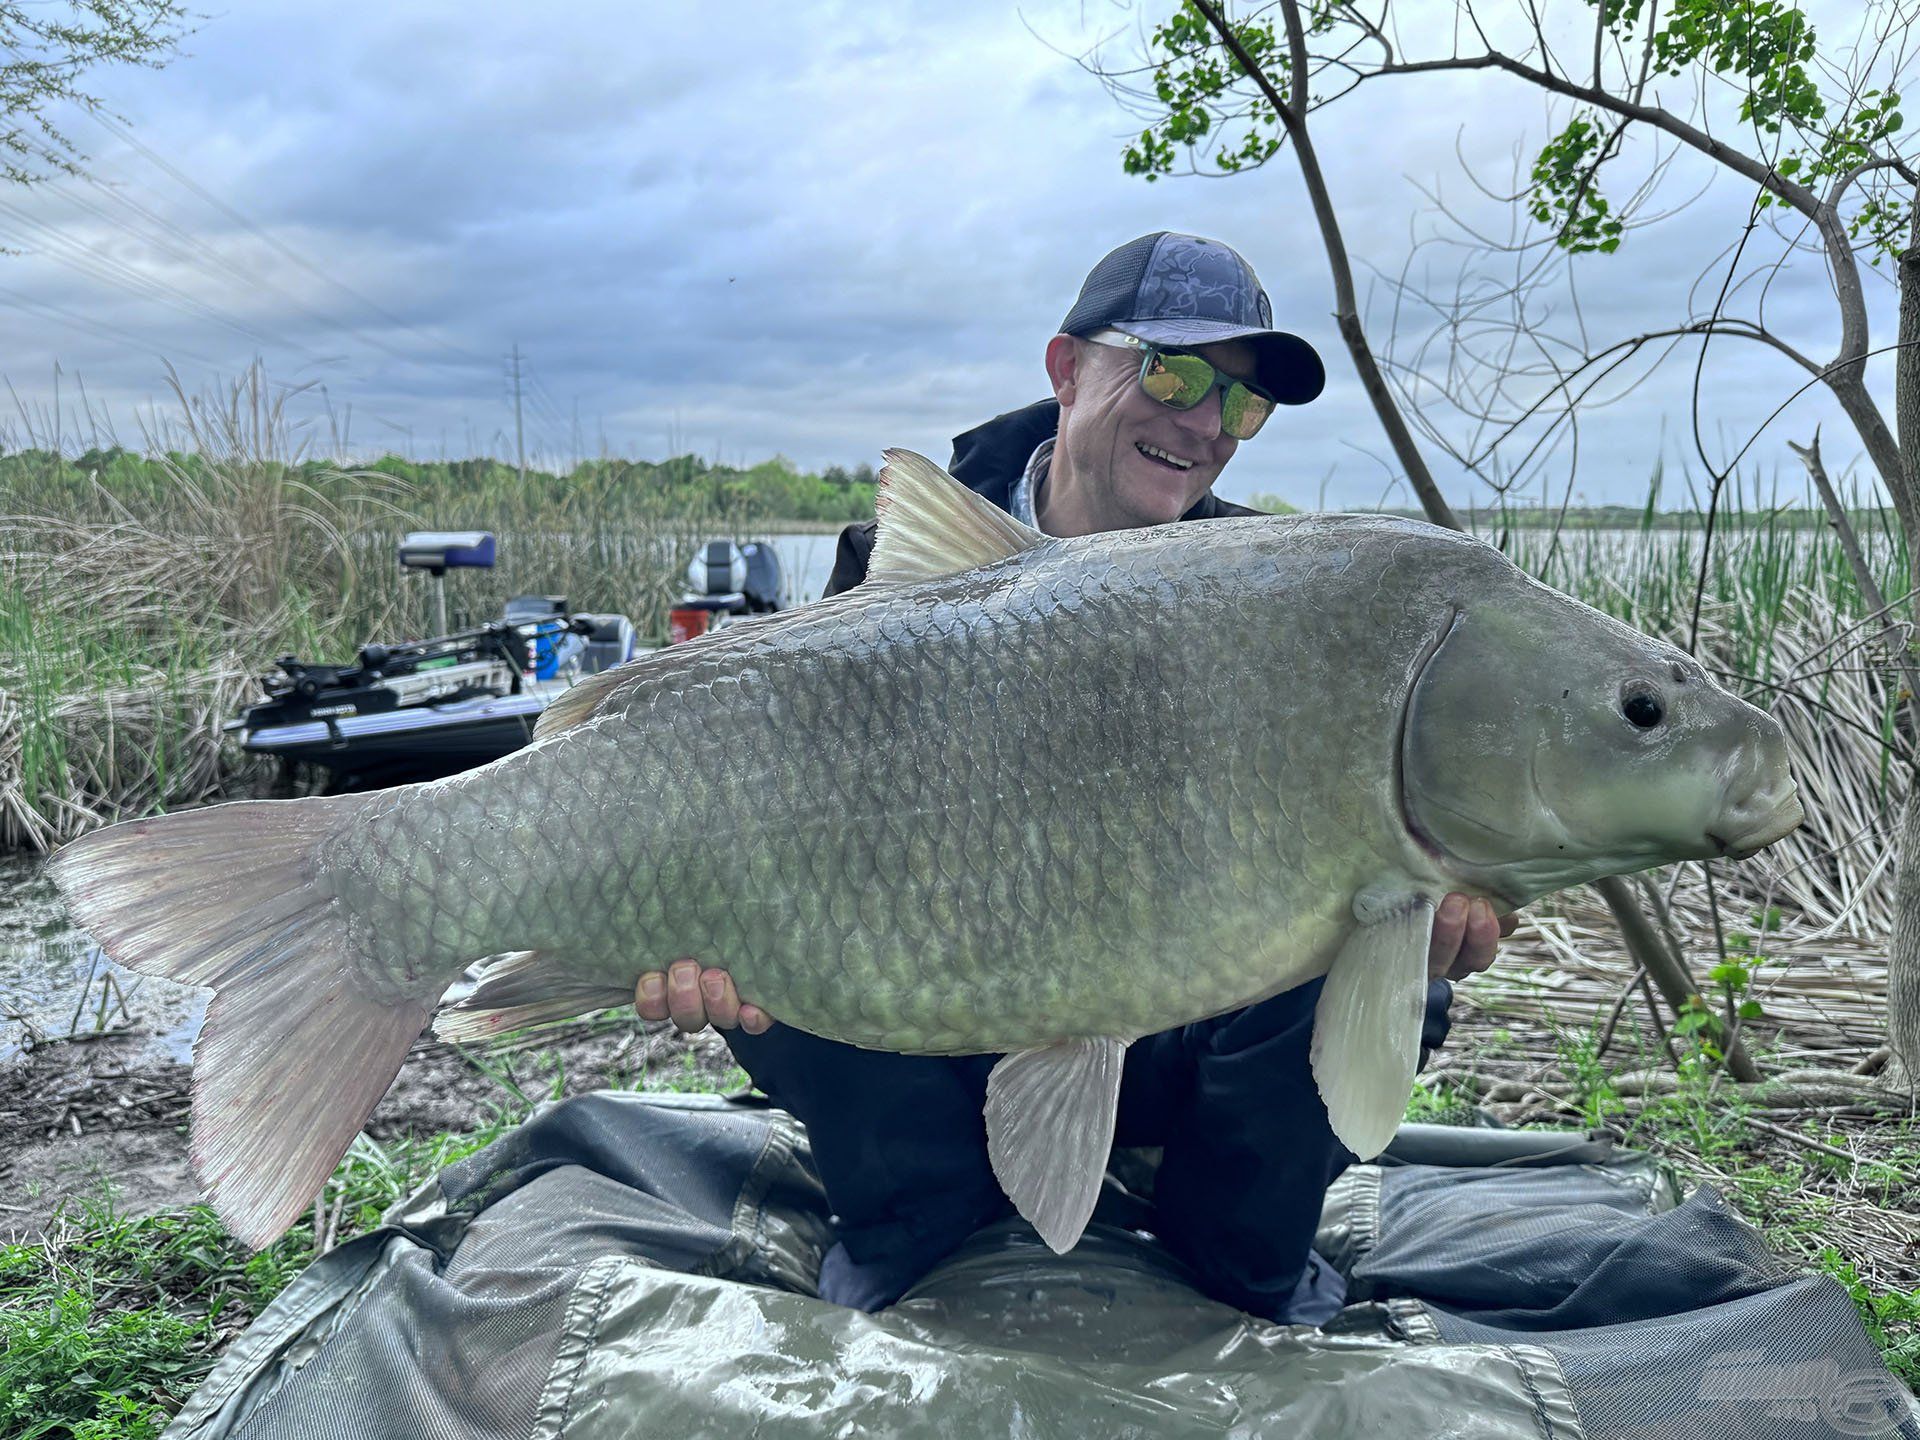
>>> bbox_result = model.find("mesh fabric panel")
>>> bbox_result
[1352,1163,1919,1438]
[1434,1278,1918,1439]
[1059,233,1164,335]
[228,1255,568,1440]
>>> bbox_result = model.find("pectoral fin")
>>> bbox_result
[984,1036,1126,1254]
[1310,895,1435,1160]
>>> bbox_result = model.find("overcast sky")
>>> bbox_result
[0,0,1903,510]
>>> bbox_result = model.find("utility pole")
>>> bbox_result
[510,343,527,484]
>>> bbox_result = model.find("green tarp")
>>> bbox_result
[162,1092,1917,1440]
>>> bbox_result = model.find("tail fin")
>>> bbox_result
[48,797,434,1248]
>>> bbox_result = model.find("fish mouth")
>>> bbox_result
[1708,792,1806,861]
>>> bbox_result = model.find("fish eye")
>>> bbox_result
[1622,684,1665,730]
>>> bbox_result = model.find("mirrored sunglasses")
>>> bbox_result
[1087,329,1277,441]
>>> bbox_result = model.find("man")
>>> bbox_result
[636,232,1511,1322]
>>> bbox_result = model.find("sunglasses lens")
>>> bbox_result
[1139,346,1277,439]
[1141,351,1215,407]
[1221,383,1275,440]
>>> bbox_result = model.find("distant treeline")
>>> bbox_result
[1383,503,1897,532]
[0,447,880,525]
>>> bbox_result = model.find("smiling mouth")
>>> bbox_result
[1135,441,1193,472]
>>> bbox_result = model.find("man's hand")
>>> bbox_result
[634,958,773,1035]
[1428,894,1516,982]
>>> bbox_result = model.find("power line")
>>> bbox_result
[90,111,496,372]
[0,284,226,367]
[521,363,572,448]
[0,195,306,354]
[68,171,394,355]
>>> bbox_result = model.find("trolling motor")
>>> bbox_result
[398,530,497,637]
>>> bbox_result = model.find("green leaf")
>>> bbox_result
[1708,961,1751,992]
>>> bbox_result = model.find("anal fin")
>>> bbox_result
[984,1036,1126,1254]
[1310,895,1435,1160]
[432,951,631,1043]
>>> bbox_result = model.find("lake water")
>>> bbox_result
[767,531,841,605]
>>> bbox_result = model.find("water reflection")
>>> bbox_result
[0,853,207,1064]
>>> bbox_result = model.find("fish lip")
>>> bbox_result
[1708,793,1806,861]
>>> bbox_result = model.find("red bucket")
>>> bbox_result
[668,608,710,645]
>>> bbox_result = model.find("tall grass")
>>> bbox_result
[0,367,866,849]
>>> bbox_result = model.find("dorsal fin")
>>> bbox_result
[868,448,1047,584]
[531,608,791,740]
[538,454,1041,740]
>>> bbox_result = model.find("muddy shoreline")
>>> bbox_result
[0,1017,740,1242]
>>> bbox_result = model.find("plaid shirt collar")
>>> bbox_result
[1008,437,1054,529]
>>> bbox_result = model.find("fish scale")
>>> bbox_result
[50,451,1802,1250]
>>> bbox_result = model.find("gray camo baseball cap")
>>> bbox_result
[1059,231,1325,405]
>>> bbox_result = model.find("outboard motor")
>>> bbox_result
[671,538,787,642]
[739,540,785,614]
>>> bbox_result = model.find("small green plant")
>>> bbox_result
[1545,1018,1629,1127]
[1815,1248,1920,1389]
[1670,993,1727,1070]
[0,1032,752,1436]
[0,1199,306,1438]
[638,1047,750,1096]
[1402,1076,1476,1127]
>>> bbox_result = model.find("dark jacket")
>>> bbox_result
[727,399,1450,1322]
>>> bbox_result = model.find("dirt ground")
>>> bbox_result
[0,1017,740,1242]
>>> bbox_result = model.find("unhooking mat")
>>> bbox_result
[161,1091,1919,1440]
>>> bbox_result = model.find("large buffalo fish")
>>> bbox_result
[51,451,1803,1252]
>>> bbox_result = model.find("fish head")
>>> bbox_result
[1399,584,1803,907]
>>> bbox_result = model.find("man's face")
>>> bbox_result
[1047,332,1262,531]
